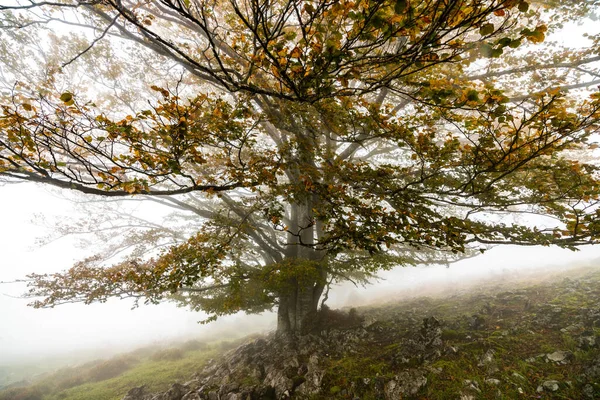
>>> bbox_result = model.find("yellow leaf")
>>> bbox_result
[290,47,302,59]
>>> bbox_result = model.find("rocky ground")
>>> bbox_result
[122,267,600,399]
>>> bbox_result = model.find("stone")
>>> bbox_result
[123,386,153,400]
[546,351,573,364]
[536,380,559,392]
[579,336,597,350]
[469,314,486,330]
[463,379,481,393]
[478,349,498,373]
[582,384,595,399]
[154,383,187,400]
[383,370,427,399]
[420,316,443,348]
[207,391,218,400]
[485,378,501,386]
[181,392,201,400]
[511,372,526,381]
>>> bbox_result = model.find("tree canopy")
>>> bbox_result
[1,0,600,333]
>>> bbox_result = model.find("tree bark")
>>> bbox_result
[276,278,325,334]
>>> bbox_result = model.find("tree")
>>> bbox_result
[1,0,600,334]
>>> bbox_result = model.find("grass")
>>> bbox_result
[0,345,221,400]
[44,349,217,400]
[2,266,600,399]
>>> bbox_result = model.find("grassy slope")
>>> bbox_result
[45,349,217,400]
[1,266,600,400]
[0,342,237,400]
[316,266,600,399]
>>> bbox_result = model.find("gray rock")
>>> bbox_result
[207,391,218,400]
[560,323,584,333]
[478,349,498,373]
[469,314,486,330]
[264,370,293,399]
[123,386,154,400]
[420,316,443,348]
[546,351,573,364]
[383,370,427,399]
[181,392,201,400]
[536,380,559,392]
[583,383,595,399]
[463,379,481,393]
[579,336,597,350]
[485,378,501,386]
[512,372,526,381]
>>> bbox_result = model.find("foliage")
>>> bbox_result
[1,0,600,331]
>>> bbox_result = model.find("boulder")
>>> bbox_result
[383,370,427,399]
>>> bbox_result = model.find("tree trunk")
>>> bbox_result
[277,278,325,334]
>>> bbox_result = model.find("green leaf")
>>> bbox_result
[479,43,493,57]
[518,1,529,12]
[394,0,407,14]
[466,90,479,102]
[479,23,495,36]
[509,39,522,48]
[60,93,73,103]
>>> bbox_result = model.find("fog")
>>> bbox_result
[2,182,600,368]
[0,18,599,383]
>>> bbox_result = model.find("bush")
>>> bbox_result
[150,348,185,362]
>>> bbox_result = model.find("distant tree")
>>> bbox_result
[1,0,600,334]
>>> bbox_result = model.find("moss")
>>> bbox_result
[441,329,464,341]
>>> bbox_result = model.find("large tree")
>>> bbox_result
[1,0,600,333]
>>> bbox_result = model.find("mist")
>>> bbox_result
[2,182,600,367]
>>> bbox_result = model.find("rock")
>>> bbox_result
[583,383,595,399]
[463,379,481,393]
[478,349,498,373]
[383,370,427,399]
[252,385,276,400]
[560,323,584,334]
[546,351,573,364]
[207,391,218,400]
[223,383,241,393]
[123,386,153,400]
[181,392,201,400]
[485,378,501,386]
[536,380,559,392]
[264,370,293,398]
[579,336,597,350]
[420,316,443,348]
[153,383,187,400]
[511,372,526,381]
[469,314,486,330]
[582,356,600,380]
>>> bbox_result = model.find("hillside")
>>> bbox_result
[2,266,600,399]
